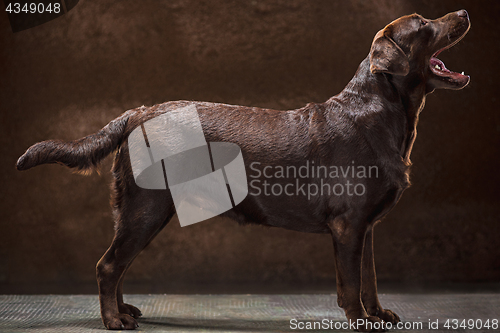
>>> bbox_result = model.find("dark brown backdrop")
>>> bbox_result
[1,0,499,294]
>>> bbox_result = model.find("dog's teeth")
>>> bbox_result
[461,71,465,75]
[435,64,441,70]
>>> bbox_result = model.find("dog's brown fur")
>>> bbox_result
[17,10,470,332]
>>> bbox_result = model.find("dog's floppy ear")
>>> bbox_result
[370,27,409,76]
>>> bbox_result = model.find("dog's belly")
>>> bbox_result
[218,166,408,234]
[222,195,332,233]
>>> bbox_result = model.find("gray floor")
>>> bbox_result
[0,294,499,332]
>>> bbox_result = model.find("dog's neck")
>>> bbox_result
[329,56,427,164]
[386,70,428,164]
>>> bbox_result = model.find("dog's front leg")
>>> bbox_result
[361,227,400,325]
[328,217,385,332]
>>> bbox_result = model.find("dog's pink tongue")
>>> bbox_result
[430,57,467,79]
[430,57,449,72]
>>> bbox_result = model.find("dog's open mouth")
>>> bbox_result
[430,56,467,79]
[429,34,469,87]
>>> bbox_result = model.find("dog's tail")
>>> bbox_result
[16,111,133,173]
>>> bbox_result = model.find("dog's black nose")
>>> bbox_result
[457,9,468,19]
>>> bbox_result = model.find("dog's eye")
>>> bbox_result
[420,19,427,26]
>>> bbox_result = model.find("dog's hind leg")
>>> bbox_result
[361,226,400,324]
[96,189,175,330]
[116,269,142,319]
[116,216,171,319]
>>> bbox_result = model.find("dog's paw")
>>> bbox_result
[377,308,400,324]
[103,313,139,330]
[118,303,142,318]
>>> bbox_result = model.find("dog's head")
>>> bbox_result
[370,10,470,91]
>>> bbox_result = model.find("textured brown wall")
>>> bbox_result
[1,0,499,294]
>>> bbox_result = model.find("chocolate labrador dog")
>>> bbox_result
[17,10,470,332]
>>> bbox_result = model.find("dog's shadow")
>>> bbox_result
[2,316,345,332]
[139,316,342,332]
